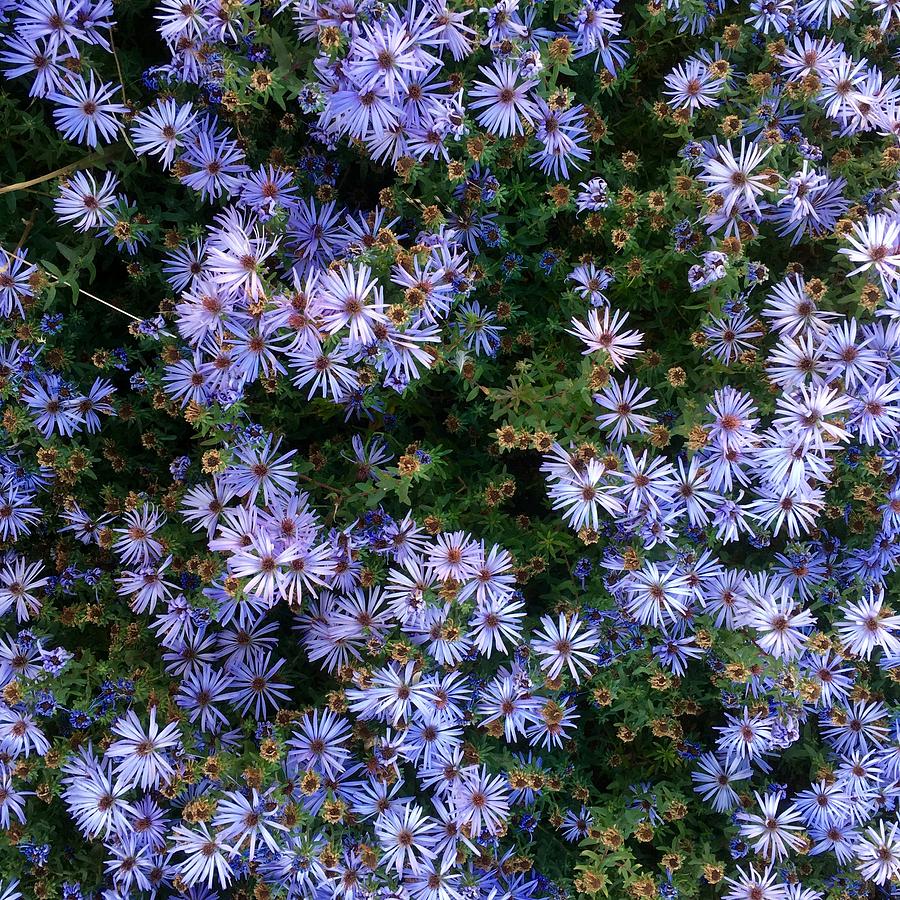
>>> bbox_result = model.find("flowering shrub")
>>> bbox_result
[4,0,900,899]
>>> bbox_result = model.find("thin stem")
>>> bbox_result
[15,210,37,254]
[297,472,345,496]
[108,29,129,105]
[79,286,143,322]
[108,29,136,154]
[1,244,172,335]
[0,150,113,195]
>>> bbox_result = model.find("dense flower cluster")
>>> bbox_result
[3,0,900,899]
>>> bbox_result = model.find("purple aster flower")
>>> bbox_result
[288,341,359,401]
[105,707,181,790]
[857,820,900,885]
[698,138,773,218]
[69,377,116,432]
[594,376,657,442]
[240,164,299,217]
[155,0,210,46]
[0,772,28,829]
[469,61,538,138]
[0,33,69,97]
[691,752,751,812]
[223,651,291,719]
[839,212,900,292]
[286,198,346,274]
[287,708,352,778]
[569,307,644,370]
[170,823,234,890]
[375,803,437,874]
[164,239,207,292]
[179,126,249,201]
[715,708,774,762]
[207,228,280,302]
[530,99,590,179]
[532,612,598,683]
[0,705,49,758]
[130,98,197,168]
[17,0,85,53]
[0,556,48,622]
[222,435,297,505]
[48,72,126,147]
[664,59,723,112]
[21,375,84,437]
[346,19,428,99]
[113,505,166,567]
[212,788,287,859]
[428,0,475,60]
[54,169,120,232]
[0,249,37,319]
[575,176,610,212]
[75,0,114,49]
